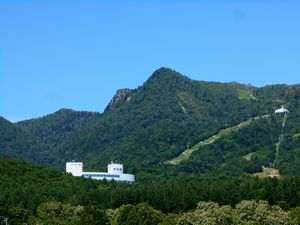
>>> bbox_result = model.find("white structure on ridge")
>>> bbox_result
[275,106,289,114]
[66,162,135,182]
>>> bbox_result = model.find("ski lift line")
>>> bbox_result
[274,113,288,168]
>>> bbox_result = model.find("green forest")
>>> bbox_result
[1,68,300,177]
[0,157,300,224]
[1,68,300,224]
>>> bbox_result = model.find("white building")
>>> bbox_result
[66,162,83,176]
[66,162,135,182]
[275,107,289,114]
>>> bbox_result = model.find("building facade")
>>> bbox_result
[66,162,135,182]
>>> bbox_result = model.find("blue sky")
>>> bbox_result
[1,0,300,122]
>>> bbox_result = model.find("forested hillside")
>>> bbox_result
[0,117,40,161]
[0,68,300,179]
[0,157,299,224]
[1,68,300,224]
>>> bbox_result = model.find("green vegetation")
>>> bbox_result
[243,152,255,161]
[0,70,267,167]
[275,99,300,176]
[0,157,300,224]
[5,200,298,225]
[229,81,255,100]
[1,68,300,179]
[173,115,284,178]
[165,114,270,165]
[177,200,297,225]
[1,68,300,223]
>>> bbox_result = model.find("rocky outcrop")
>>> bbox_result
[104,88,131,112]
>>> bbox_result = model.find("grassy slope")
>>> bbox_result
[254,166,280,178]
[165,114,270,165]
[243,152,255,161]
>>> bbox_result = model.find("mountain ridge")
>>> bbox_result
[0,68,299,179]
[4,67,299,123]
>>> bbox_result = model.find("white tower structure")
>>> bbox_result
[108,163,123,174]
[66,162,83,176]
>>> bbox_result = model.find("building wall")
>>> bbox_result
[66,162,83,176]
[82,172,135,182]
[107,163,123,174]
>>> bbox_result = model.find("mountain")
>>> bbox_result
[0,116,39,161]
[0,109,100,166]
[0,68,299,179]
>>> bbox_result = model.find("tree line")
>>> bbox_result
[1,157,300,224]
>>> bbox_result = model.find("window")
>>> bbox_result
[83,174,120,179]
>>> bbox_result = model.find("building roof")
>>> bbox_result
[275,107,289,113]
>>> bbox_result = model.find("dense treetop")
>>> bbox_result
[0,157,299,224]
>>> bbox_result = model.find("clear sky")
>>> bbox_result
[1,0,300,122]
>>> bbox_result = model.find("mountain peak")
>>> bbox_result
[153,67,174,74]
[151,67,180,78]
[146,67,188,86]
[56,108,75,114]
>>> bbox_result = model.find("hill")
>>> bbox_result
[0,68,300,179]
[0,156,299,224]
